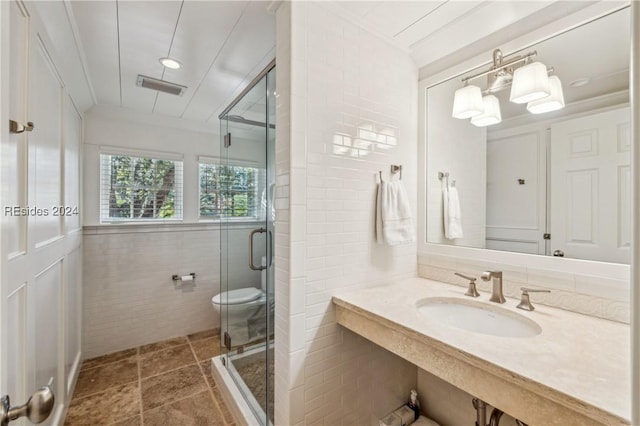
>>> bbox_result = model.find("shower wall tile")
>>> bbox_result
[274,3,294,425]
[82,224,259,359]
[275,2,418,424]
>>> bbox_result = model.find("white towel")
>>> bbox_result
[443,185,463,239]
[376,179,415,245]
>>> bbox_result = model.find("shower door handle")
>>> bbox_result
[249,228,267,271]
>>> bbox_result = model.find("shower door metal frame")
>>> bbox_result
[218,59,276,426]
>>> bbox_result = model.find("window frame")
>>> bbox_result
[99,148,184,223]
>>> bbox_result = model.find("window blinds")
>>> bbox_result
[199,163,264,219]
[100,154,183,222]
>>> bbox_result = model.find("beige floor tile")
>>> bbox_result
[190,336,221,361]
[141,364,207,411]
[144,391,226,426]
[109,415,141,426]
[139,336,188,355]
[140,344,196,378]
[198,360,216,388]
[187,328,219,342]
[211,386,235,424]
[74,357,138,399]
[65,382,139,425]
[81,348,137,371]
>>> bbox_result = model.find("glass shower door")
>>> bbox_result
[218,63,275,425]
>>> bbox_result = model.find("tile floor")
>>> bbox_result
[65,329,235,426]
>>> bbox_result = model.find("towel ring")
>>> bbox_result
[379,165,403,182]
[438,171,455,188]
[390,165,402,179]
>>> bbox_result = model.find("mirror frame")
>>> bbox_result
[418,2,639,421]
[630,2,639,423]
[418,2,631,276]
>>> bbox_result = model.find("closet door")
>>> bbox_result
[1,3,81,425]
[1,3,34,426]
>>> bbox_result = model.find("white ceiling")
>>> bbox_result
[69,0,628,130]
[327,0,566,67]
[71,1,275,127]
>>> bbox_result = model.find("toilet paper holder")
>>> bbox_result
[172,273,196,281]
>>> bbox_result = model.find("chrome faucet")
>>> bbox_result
[454,272,480,297]
[481,271,505,303]
[517,287,551,311]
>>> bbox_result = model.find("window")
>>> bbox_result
[199,163,262,219]
[100,153,183,221]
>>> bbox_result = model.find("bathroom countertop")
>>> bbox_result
[332,277,630,425]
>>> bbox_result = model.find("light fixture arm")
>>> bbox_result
[481,66,555,95]
[461,50,537,84]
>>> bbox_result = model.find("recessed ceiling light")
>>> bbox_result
[159,57,182,70]
[568,77,590,87]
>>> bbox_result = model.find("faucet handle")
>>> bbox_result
[454,272,480,297]
[517,287,551,311]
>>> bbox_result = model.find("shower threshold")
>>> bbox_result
[211,348,273,426]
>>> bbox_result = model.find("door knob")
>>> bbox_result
[9,120,34,134]
[553,249,565,257]
[1,384,55,426]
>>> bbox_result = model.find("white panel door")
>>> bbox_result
[549,107,631,263]
[1,3,82,426]
[486,129,546,255]
[2,3,35,426]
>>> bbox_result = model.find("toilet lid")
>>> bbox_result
[212,288,262,305]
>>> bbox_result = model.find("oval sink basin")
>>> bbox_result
[416,297,542,338]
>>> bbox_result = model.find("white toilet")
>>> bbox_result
[212,257,268,346]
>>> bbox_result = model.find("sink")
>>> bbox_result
[416,297,542,338]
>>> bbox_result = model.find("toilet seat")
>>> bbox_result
[212,288,262,305]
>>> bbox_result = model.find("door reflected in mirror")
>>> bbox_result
[425,7,631,264]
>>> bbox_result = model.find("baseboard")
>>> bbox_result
[57,350,83,425]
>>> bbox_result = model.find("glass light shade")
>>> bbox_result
[452,84,484,119]
[509,61,550,104]
[470,95,502,127]
[526,76,565,114]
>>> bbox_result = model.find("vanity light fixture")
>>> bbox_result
[509,60,551,104]
[159,57,182,70]
[452,83,484,119]
[471,95,502,127]
[526,76,565,114]
[452,49,564,126]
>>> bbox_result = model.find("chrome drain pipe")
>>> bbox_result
[489,408,503,426]
[472,398,487,426]
[472,398,528,426]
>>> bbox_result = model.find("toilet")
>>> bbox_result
[212,257,268,347]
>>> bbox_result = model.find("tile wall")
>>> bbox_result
[82,223,263,358]
[275,2,419,424]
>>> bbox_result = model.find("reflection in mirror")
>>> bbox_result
[426,7,630,264]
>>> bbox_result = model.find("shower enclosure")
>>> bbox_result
[218,60,275,425]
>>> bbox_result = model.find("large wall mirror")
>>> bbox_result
[425,6,631,264]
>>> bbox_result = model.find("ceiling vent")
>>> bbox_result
[136,75,187,96]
